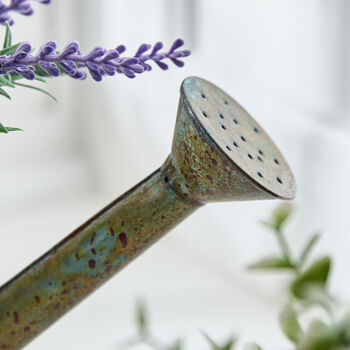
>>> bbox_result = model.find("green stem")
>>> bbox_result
[275,229,299,273]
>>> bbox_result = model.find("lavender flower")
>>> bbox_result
[0,0,50,25]
[0,39,191,81]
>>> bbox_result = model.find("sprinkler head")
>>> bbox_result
[162,76,296,203]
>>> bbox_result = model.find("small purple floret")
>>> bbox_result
[0,0,51,26]
[0,39,191,82]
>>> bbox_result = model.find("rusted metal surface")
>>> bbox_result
[0,76,296,349]
[169,77,296,202]
[0,169,198,349]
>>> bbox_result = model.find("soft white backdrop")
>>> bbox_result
[1,1,350,349]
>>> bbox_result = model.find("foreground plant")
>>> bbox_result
[249,204,350,350]
[0,2,191,133]
[0,0,50,26]
[0,39,190,82]
[120,204,349,350]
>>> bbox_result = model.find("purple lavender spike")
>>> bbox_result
[115,45,126,54]
[71,70,86,80]
[169,57,184,68]
[101,63,115,76]
[0,0,51,26]
[60,41,80,57]
[87,67,102,82]
[139,61,152,71]
[128,63,144,74]
[169,39,184,53]
[98,66,105,77]
[59,60,77,76]
[119,67,135,79]
[38,41,56,58]
[154,60,169,70]
[15,42,32,54]
[122,57,139,66]
[0,39,191,81]
[38,60,60,76]
[86,47,106,60]
[150,42,163,56]
[135,43,151,57]
[15,65,35,80]
[15,3,33,16]
[101,50,119,61]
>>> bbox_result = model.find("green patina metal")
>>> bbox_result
[0,169,197,349]
[0,77,296,349]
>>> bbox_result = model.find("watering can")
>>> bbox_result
[0,77,296,349]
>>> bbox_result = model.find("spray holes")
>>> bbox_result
[233,141,239,148]
[257,171,263,178]
[219,113,225,119]
[258,149,264,156]
[164,176,169,184]
[201,93,206,99]
[241,136,246,142]
[248,154,253,160]
[202,111,208,118]
[254,127,259,133]
[276,177,283,184]
[274,158,280,165]
[224,100,229,105]
[233,118,239,125]
[257,156,263,162]
[226,145,232,151]
[221,124,227,130]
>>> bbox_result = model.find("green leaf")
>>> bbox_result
[248,256,294,270]
[291,257,331,299]
[0,42,21,55]
[202,333,236,350]
[136,300,148,337]
[33,65,51,77]
[6,127,22,132]
[9,73,24,81]
[13,82,57,102]
[0,87,11,100]
[262,203,293,232]
[0,122,22,133]
[279,304,304,344]
[2,22,12,49]
[338,314,350,347]
[0,122,8,133]
[34,63,66,77]
[297,319,339,350]
[166,338,184,350]
[10,73,47,83]
[299,234,321,268]
[0,75,15,88]
[272,203,293,231]
[34,75,47,83]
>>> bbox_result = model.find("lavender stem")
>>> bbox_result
[0,39,191,81]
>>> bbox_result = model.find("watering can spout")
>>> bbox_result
[164,77,295,203]
[0,77,295,349]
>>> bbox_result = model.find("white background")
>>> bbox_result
[1,0,350,349]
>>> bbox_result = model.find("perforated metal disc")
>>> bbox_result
[181,77,296,199]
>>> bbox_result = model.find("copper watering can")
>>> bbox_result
[0,77,296,349]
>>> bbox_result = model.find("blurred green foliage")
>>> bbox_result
[202,333,236,350]
[119,203,349,350]
[0,24,56,133]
